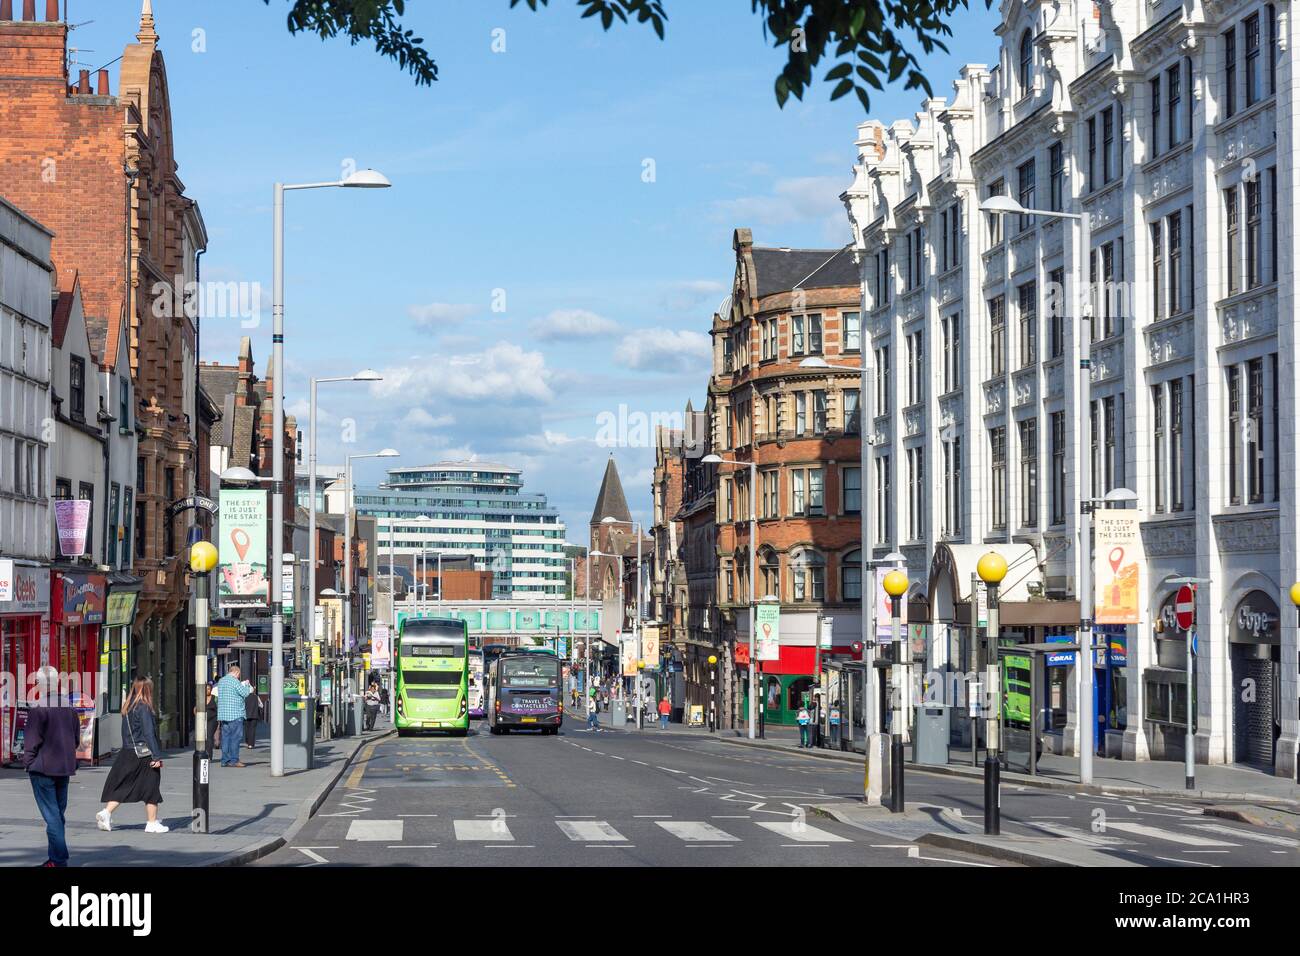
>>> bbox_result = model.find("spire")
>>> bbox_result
[136,0,157,44]
[590,455,632,527]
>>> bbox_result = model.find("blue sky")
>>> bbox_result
[80,0,1002,539]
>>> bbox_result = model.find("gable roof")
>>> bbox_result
[750,246,857,298]
[590,456,632,526]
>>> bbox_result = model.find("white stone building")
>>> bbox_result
[845,0,1296,776]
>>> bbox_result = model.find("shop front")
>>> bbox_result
[1143,589,1191,761]
[1229,590,1281,768]
[1,561,50,765]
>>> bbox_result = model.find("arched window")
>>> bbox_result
[1019,30,1034,94]
[841,549,863,602]
[759,548,781,600]
[789,549,826,602]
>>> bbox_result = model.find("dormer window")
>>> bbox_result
[1018,30,1034,95]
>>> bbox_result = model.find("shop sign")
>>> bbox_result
[55,572,106,625]
[53,499,92,558]
[735,641,750,666]
[1093,512,1143,625]
[0,562,49,614]
[1045,632,1076,667]
[1101,626,1128,666]
[104,590,139,628]
[217,489,269,608]
[1232,592,1279,644]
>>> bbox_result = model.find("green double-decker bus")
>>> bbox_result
[395,617,470,736]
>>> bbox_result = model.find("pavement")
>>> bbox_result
[0,719,391,867]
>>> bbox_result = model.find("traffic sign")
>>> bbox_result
[1174,585,1196,631]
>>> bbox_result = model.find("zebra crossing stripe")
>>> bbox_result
[557,820,627,842]
[656,821,740,842]
[454,819,514,841]
[1105,821,1237,847]
[1188,823,1299,847]
[345,820,403,842]
[757,821,851,843]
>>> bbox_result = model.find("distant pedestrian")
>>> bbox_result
[201,683,218,751]
[363,681,381,731]
[24,666,82,867]
[379,681,390,720]
[243,681,263,748]
[657,696,671,730]
[796,705,812,748]
[586,696,600,732]
[215,664,253,767]
[98,677,168,834]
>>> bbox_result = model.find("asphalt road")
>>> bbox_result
[256,723,1299,867]
[256,722,994,867]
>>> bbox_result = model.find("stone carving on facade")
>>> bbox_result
[1013,370,1037,407]
[1043,218,1065,258]
[904,407,924,436]
[1089,342,1121,382]
[1220,292,1277,344]
[1141,517,1196,556]
[1213,513,1280,553]
[1147,147,1192,202]
[1145,317,1192,366]
[984,246,1006,286]
[984,381,1005,414]
[1219,105,1277,169]
[1085,185,1124,229]
[1046,361,1065,399]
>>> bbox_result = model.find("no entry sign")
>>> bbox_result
[1174,585,1196,631]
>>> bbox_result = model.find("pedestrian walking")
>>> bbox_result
[378,681,390,720]
[201,683,218,751]
[23,666,81,867]
[796,704,812,748]
[586,695,600,732]
[363,681,381,731]
[657,696,671,730]
[243,681,263,748]
[215,664,253,767]
[97,676,168,834]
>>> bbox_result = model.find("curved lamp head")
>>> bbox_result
[189,540,218,574]
[881,569,909,599]
[220,466,258,484]
[979,194,1025,216]
[352,369,383,381]
[701,454,724,465]
[342,169,391,188]
[376,448,400,458]
[798,357,831,369]
[977,552,1009,586]
[1103,487,1139,503]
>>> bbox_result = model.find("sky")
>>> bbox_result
[77,0,1003,540]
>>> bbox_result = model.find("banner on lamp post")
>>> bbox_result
[54,499,92,558]
[218,489,269,608]
[1094,511,1142,625]
[371,624,390,668]
[755,602,781,661]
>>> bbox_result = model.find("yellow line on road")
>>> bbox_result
[346,736,389,789]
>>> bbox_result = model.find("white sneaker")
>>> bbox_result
[144,821,169,834]
[95,809,111,832]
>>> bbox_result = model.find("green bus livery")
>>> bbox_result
[395,617,470,736]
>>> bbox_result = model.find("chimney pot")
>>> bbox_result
[22,0,34,23]
[97,68,108,95]
[0,2,13,23]
[44,0,56,21]
[77,68,89,94]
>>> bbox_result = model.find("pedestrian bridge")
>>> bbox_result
[394,599,604,648]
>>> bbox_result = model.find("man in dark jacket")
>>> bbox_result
[23,666,82,867]
[243,682,263,748]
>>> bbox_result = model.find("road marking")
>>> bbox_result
[346,738,388,788]
[555,814,597,819]
[657,766,685,774]
[588,844,636,849]
[758,821,851,843]
[398,814,439,817]
[1104,822,1237,847]
[685,845,733,848]
[657,821,740,842]
[295,848,328,864]
[634,814,672,818]
[486,845,533,848]
[609,755,625,760]
[557,821,627,842]
[713,815,751,819]
[389,845,439,849]
[1152,855,1218,867]
[455,819,514,841]
[631,760,649,766]
[1187,823,1299,847]
[782,844,829,848]
[1021,821,1130,847]
[346,820,403,842]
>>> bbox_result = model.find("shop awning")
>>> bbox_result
[928,542,1044,604]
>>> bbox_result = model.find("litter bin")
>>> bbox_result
[283,687,316,771]
[913,702,950,766]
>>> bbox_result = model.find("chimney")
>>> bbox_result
[77,68,89,93]
[22,0,34,22]
[97,68,108,95]
[0,2,13,23]
[44,0,56,21]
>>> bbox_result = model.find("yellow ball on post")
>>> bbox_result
[190,540,218,574]
[707,655,718,665]
[881,569,909,598]
[976,551,1008,586]
[1290,582,1300,609]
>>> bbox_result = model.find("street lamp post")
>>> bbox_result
[977,551,1008,835]
[882,569,909,813]
[708,654,718,733]
[189,540,218,833]
[701,454,758,739]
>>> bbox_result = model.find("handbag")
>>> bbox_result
[125,707,153,759]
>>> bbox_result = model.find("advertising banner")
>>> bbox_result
[874,568,909,641]
[755,602,781,661]
[218,489,268,608]
[104,590,139,628]
[620,634,638,676]
[641,627,659,668]
[371,624,391,668]
[54,499,92,558]
[1094,511,1142,625]
[54,572,105,625]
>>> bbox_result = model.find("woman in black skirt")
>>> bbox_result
[96,677,167,834]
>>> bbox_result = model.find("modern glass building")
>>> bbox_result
[353,462,568,600]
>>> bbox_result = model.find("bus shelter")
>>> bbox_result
[997,641,1078,776]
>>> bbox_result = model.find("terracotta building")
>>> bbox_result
[0,1,207,744]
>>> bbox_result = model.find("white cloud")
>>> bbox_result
[402,408,455,429]
[711,175,848,228]
[373,341,554,403]
[613,328,712,372]
[529,308,620,341]
[661,279,727,313]
[408,302,479,330]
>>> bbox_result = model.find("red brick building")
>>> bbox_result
[0,1,207,744]
[709,229,865,726]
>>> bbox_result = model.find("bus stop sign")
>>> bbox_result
[1174,585,1196,631]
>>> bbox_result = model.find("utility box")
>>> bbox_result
[283,689,315,771]
[914,702,951,766]
[611,700,627,727]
